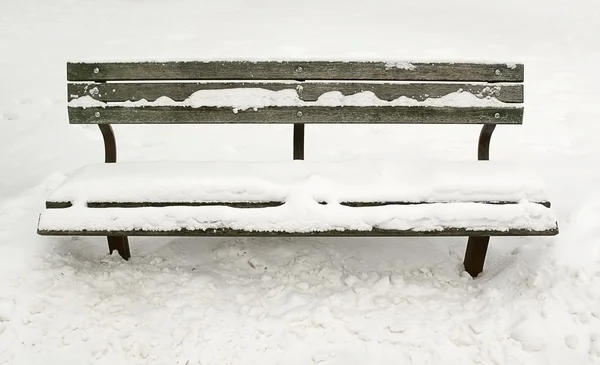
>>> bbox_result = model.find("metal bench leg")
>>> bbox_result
[462,124,496,277]
[97,125,130,260]
[464,236,489,277]
[107,236,131,260]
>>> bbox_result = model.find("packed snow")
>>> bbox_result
[1,0,600,364]
[38,160,557,234]
[384,61,417,70]
[45,160,549,205]
[69,89,516,112]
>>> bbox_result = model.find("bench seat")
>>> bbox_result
[38,160,557,236]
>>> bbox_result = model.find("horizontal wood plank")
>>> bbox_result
[37,226,559,237]
[68,105,523,125]
[300,82,523,103]
[46,200,552,209]
[67,61,524,82]
[68,82,524,103]
[68,82,296,102]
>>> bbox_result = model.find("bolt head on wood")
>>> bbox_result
[494,69,501,76]
[494,113,500,119]
[93,67,100,74]
[296,111,303,118]
[296,66,303,73]
[94,112,100,117]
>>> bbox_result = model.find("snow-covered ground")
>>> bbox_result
[1,0,600,364]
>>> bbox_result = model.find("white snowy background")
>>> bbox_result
[1,0,600,364]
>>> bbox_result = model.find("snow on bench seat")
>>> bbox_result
[45,159,550,206]
[37,159,557,235]
[38,201,557,235]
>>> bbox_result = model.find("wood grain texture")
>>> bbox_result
[68,106,524,125]
[300,82,524,103]
[68,82,299,102]
[68,82,523,103]
[37,226,559,237]
[67,61,524,82]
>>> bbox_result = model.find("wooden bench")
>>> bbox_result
[37,61,558,277]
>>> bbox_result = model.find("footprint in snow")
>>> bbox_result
[312,351,335,363]
[510,323,545,351]
[2,111,19,121]
[565,335,579,349]
[17,98,32,105]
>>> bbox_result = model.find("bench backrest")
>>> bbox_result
[67,61,523,160]
[67,61,523,125]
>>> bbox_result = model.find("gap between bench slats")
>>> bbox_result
[67,61,524,82]
[68,82,524,103]
[46,201,552,209]
[68,106,523,124]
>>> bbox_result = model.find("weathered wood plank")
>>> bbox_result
[68,82,524,103]
[46,200,552,209]
[68,82,298,102]
[68,106,523,125]
[67,61,524,82]
[37,226,559,237]
[300,83,523,103]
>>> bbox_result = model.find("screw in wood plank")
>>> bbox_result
[93,67,100,74]
[296,66,303,73]
[494,69,501,76]
[95,112,101,117]
[494,113,500,119]
[296,111,303,118]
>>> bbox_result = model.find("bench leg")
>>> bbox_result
[463,236,490,277]
[107,236,131,260]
